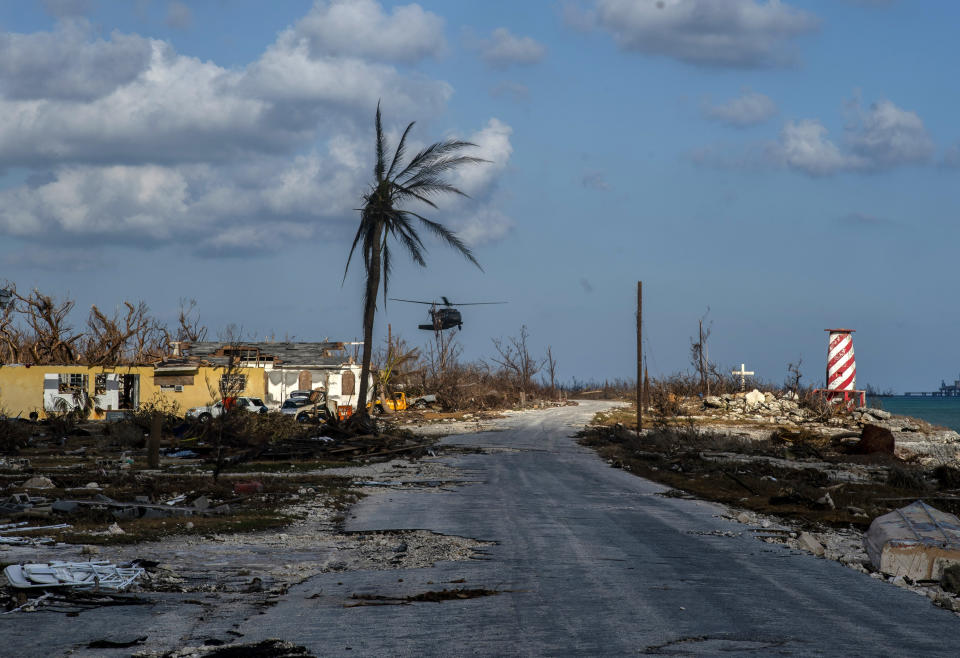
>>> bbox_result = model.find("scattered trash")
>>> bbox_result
[4,561,145,592]
[22,476,55,489]
[51,495,200,519]
[1,592,54,615]
[166,449,199,458]
[233,481,264,495]
[864,500,960,580]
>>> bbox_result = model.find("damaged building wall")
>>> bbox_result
[262,365,372,410]
[0,364,268,420]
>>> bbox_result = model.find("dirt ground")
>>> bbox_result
[0,407,511,636]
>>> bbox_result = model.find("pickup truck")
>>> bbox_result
[186,396,267,422]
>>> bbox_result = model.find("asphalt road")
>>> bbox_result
[4,400,960,656]
[238,400,960,656]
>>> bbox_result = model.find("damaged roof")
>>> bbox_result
[181,341,352,367]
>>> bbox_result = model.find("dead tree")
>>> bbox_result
[491,325,545,407]
[82,301,166,365]
[175,298,207,342]
[786,359,803,394]
[690,310,711,397]
[0,283,170,366]
[8,288,82,364]
[542,345,558,400]
[373,330,420,411]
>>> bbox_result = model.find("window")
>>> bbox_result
[341,370,355,396]
[219,374,246,396]
[58,373,86,393]
[95,374,107,395]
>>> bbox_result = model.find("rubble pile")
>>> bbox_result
[697,389,960,465]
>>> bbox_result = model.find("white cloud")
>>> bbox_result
[702,90,777,126]
[588,0,818,68]
[238,37,451,117]
[450,208,515,246]
[846,99,933,169]
[699,97,934,176]
[0,2,514,256]
[0,13,452,169]
[0,20,152,101]
[0,118,513,255]
[447,119,514,199]
[776,119,860,176]
[476,28,546,69]
[772,99,933,175]
[395,119,516,247]
[287,0,446,63]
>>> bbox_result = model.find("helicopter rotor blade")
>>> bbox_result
[389,298,437,305]
[441,301,508,306]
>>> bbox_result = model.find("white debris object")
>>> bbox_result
[3,561,144,592]
[864,500,960,581]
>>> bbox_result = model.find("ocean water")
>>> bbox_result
[872,396,960,433]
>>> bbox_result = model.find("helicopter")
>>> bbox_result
[390,296,506,332]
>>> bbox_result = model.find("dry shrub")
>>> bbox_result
[887,465,930,492]
[0,417,31,453]
[933,465,960,490]
[102,421,146,448]
[220,411,307,446]
[128,395,182,434]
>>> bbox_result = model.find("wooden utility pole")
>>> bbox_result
[636,281,642,435]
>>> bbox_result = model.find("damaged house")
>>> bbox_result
[0,341,372,420]
[177,341,371,410]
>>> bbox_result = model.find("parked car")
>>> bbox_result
[288,390,314,400]
[186,396,267,422]
[280,391,328,423]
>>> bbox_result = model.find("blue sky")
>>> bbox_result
[0,0,958,392]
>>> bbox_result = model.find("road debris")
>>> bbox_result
[4,560,145,591]
[864,500,960,581]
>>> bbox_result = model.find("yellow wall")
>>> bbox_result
[0,364,267,420]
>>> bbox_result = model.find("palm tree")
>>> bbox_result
[345,103,486,421]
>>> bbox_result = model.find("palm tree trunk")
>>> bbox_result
[356,224,382,419]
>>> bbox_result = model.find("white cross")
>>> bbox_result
[731,363,754,390]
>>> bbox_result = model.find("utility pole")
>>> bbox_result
[636,281,642,435]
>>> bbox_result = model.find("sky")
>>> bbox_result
[0,0,958,393]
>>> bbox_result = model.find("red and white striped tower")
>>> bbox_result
[826,328,857,394]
